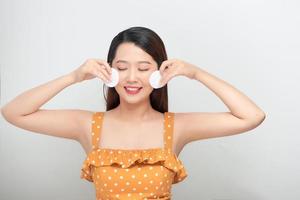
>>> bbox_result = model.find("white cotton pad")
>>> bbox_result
[104,68,119,87]
[149,70,163,89]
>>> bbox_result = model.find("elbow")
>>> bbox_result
[257,111,266,122]
[1,106,11,122]
[1,106,8,119]
[1,106,17,123]
[248,112,266,128]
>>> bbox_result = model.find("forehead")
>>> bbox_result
[113,42,155,64]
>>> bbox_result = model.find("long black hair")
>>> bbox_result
[104,26,169,113]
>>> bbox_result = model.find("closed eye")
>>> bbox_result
[117,68,149,71]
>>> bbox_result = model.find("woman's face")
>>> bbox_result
[111,42,158,103]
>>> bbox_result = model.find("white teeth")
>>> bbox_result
[126,87,139,91]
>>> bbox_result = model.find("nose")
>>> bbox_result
[126,68,139,81]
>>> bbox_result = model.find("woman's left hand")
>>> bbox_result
[159,59,198,86]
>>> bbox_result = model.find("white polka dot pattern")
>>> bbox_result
[80,111,187,199]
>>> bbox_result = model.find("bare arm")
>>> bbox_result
[156,59,266,144]
[1,59,112,142]
[1,73,88,141]
[2,74,76,117]
[178,66,266,143]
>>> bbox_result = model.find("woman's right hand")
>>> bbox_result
[70,59,112,83]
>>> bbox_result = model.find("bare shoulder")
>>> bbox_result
[77,110,118,154]
[173,111,265,146]
[76,110,98,154]
[172,112,187,154]
[1,107,96,142]
[75,109,95,135]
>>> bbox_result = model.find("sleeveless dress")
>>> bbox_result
[80,112,188,200]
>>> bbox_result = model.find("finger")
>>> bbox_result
[159,60,174,75]
[160,71,175,86]
[92,61,111,80]
[159,74,168,86]
[94,58,110,68]
[94,59,112,74]
[93,66,110,82]
[96,67,111,82]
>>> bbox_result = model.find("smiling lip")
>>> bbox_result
[124,86,142,94]
[124,86,142,88]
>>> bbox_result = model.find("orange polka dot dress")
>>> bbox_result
[80,112,188,200]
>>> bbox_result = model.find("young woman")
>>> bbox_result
[1,26,265,199]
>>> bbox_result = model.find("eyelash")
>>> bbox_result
[117,68,149,71]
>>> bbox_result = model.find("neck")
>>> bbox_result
[115,99,155,122]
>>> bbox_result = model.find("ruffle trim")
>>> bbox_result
[80,148,187,184]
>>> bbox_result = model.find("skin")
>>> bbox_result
[109,42,163,123]
[1,41,266,157]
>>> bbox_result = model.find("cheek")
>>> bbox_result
[143,74,151,85]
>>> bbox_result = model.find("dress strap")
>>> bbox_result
[91,112,104,150]
[163,112,175,153]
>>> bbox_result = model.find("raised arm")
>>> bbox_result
[1,59,112,142]
[158,59,266,145]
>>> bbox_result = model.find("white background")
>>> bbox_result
[1,0,299,199]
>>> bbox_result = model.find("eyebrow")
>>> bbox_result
[115,60,152,65]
